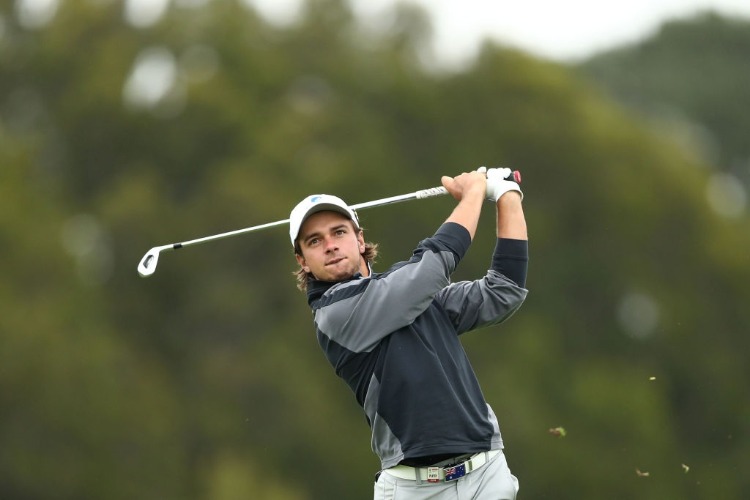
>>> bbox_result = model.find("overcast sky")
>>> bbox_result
[249,0,750,65]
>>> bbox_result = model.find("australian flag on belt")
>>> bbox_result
[444,464,467,482]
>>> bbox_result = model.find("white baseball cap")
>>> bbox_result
[289,194,359,247]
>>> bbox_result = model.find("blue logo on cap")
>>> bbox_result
[310,195,322,203]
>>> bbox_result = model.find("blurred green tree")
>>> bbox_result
[579,12,750,187]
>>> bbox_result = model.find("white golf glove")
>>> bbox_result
[484,166,523,202]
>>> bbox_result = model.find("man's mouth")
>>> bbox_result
[325,257,345,266]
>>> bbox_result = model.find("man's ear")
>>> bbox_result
[295,253,309,273]
[357,230,365,253]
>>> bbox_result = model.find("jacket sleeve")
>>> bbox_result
[434,238,528,335]
[313,223,471,353]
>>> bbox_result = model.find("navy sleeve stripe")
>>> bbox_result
[491,238,528,287]
[428,222,471,262]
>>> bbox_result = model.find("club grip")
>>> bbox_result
[414,170,521,200]
[478,167,522,184]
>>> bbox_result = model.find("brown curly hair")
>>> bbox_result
[293,240,379,292]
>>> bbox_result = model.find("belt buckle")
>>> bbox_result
[443,463,467,482]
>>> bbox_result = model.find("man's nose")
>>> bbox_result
[323,236,338,251]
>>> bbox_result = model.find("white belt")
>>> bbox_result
[384,450,500,483]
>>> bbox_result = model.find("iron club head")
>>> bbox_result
[137,246,169,277]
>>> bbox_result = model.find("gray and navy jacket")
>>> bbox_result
[305,222,528,470]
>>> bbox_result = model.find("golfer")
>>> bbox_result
[290,168,528,499]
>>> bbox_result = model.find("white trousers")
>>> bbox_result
[374,450,519,500]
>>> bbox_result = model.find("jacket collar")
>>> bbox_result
[305,265,372,306]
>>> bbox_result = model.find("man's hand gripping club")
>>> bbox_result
[479,166,523,202]
[441,167,525,241]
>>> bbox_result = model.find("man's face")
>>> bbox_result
[295,211,368,282]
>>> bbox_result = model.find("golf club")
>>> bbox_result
[137,170,521,277]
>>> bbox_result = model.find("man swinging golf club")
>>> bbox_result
[290,167,528,500]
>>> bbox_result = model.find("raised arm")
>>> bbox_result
[434,167,529,334]
[496,191,527,240]
[440,170,487,240]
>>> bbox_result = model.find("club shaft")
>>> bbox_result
[165,186,448,250]
[172,218,290,249]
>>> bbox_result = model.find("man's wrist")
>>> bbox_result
[464,183,486,202]
[496,190,522,205]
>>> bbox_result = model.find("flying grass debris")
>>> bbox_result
[682,463,690,473]
[548,426,567,438]
[635,468,650,477]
